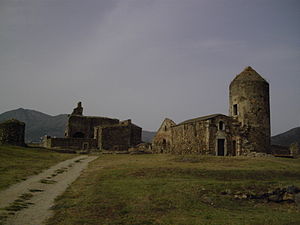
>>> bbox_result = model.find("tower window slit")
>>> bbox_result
[233,104,238,115]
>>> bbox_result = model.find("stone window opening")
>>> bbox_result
[162,139,167,148]
[73,132,85,138]
[233,104,238,115]
[219,121,224,130]
[164,126,167,131]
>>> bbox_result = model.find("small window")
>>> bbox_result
[219,121,224,130]
[233,104,238,115]
[164,126,167,131]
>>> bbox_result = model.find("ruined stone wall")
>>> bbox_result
[0,119,25,146]
[99,125,131,150]
[96,122,141,151]
[129,124,142,146]
[65,115,119,139]
[43,137,97,150]
[152,118,176,153]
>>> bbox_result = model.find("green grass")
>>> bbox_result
[0,145,75,190]
[46,155,300,225]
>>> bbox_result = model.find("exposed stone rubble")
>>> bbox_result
[221,185,300,205]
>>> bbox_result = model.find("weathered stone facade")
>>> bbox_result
[95,120,142,151]
[152,67,271,156]
[0,119,25,146]
[42,136,97,150]
[152,118,175,153]
[43,103,142,151]
[65,115,119,139]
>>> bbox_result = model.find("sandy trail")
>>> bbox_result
[0,155,98,225]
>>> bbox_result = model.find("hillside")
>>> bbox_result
[0,108,156,143]
[271,127,300,146]
[141,130,156,143]
[0,108,68,142]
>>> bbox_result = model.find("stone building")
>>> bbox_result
[43,102,142,151]
[0,119,25,146]
[152,66,271,156]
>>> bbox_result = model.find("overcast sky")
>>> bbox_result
[0,0,299,135]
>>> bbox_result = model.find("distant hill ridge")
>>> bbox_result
[0,108,156,143]
[271,127,300,147]
[0,108,68,142]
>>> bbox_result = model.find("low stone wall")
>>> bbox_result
[43,137,97,150]
[0,119,25,146]
[271,145,290,156]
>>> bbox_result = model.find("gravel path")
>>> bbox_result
[0,155,98,225]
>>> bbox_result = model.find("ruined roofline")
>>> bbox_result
[95,122,141,129]
[68,114,119,121]
[156,118,176,131]
[176,114,229,126]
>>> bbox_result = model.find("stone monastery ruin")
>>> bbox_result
[43,102,142,151]
[152,66,271,156]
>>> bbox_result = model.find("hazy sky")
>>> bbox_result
[0,0,299,135]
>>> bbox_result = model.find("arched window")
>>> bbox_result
[219,121,224,130]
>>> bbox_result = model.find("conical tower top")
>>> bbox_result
[231,66,267,83]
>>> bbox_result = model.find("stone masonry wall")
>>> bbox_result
[65,115,119,139]
[99,126,131,150]
[43,137,97,150]
[171,121,209,154]
[0,119,25,146]
[229,67,271,153]
[130,124,142,146]
[152,118,176,153]
[170,115,239,155]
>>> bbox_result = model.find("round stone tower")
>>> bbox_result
[229,66,270,153]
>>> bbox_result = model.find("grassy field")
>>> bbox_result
[0,145,75,191]
[47,154,300,225]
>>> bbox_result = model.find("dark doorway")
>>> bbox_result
[232,140,237,156]
[82,143,89,150]
[73,132,84,138]
[217,139,225,156]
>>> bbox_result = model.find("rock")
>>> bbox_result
[286,185,300,194]
[282,192,294,202]
[268,194,282,202]
[220,189,231,195]
[201,196,214,206]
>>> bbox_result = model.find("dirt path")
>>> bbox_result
[0,155,98,225]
